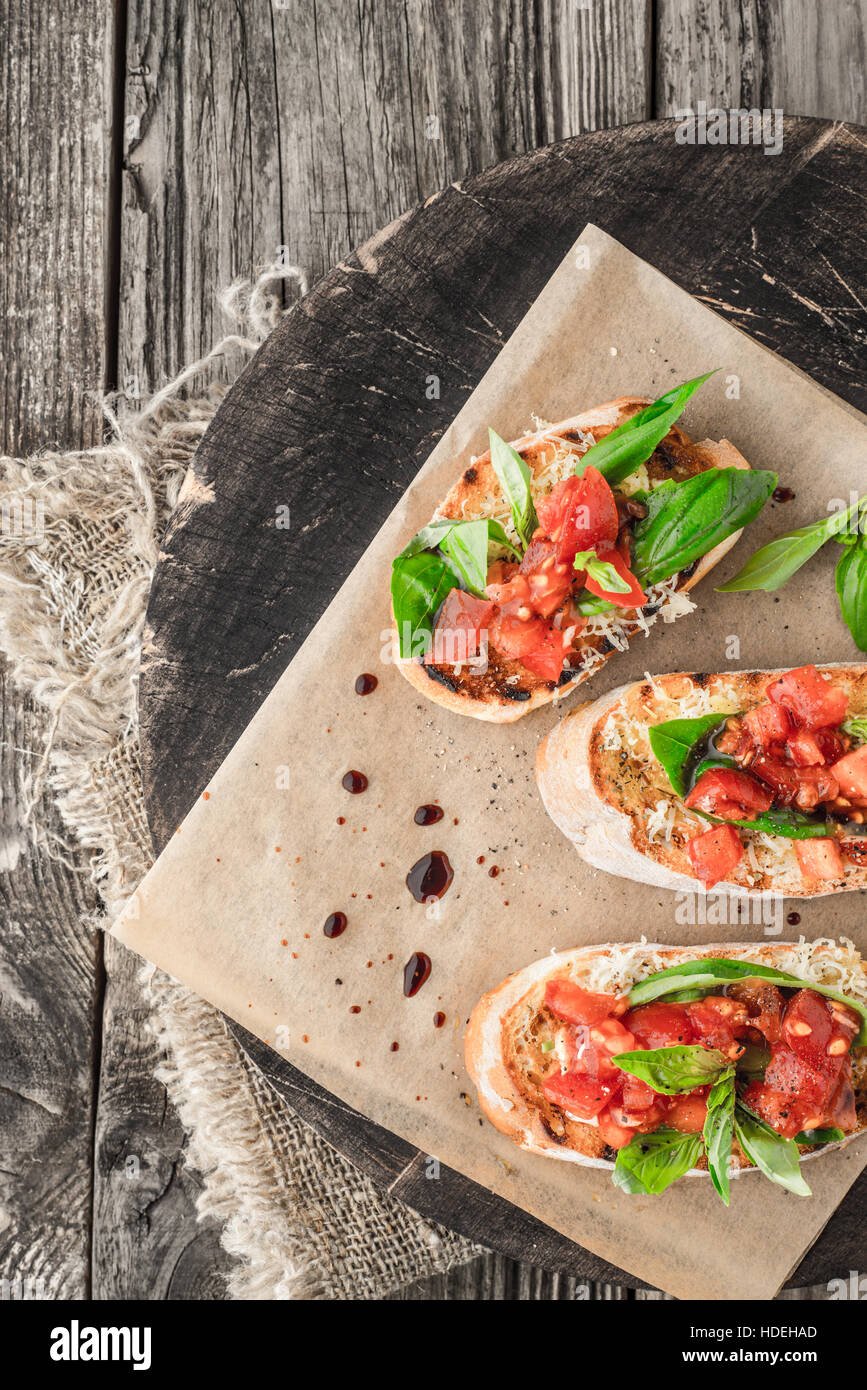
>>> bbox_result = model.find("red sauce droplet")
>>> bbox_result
[773,486,795,503]
[403,952,432,997]
[336,816,346,825]
[433,1012,446,1028]
[324,912,347,938]
[355,673,378,695]
[405,851,454,902]
[414,803,444,826]
[342,770,368,793]
[488,865,499,878]
[476,855,485,864]
[787,911,801,926]
[349,1005,361,1014]
[390,1041,399,1052]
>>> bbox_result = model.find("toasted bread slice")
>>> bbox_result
[394,398,752,723]
[465,941,867,1175]
[536,666,867,899]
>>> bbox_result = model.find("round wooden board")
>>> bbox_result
[141,117,867,1290]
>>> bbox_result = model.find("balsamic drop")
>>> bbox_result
[787,911,801,926]
[414,803,444,826]
[403,952,432,997]
[773,486,795,503]
[355,673,378,695]
[405,850,454,902]
[342,770,368,793]
[324,912,348,938]
[433,1012,446,1029]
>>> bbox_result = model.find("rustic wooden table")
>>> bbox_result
[1,0,865,1302]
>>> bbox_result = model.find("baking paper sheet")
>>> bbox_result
[116,226,867,1299]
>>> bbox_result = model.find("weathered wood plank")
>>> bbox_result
[657,0,867,123]
[0,1,114,1300]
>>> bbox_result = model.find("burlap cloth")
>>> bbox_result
[0,267,481,1298]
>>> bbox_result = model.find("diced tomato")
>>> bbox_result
[484,569,529,607]
[596,1105,640,1150]
[623,1002,695,1049]
[606,1093,668,1133]
[621,1075,661,1111]
[752,757,838,810]
[831,745,867,801]
[742,702,792,750]
[544,979,623,1027]
[841,839,867,866]
[588,1018,636,1057]
[740,1078,807,1140]
[489,610,549,659]
[727,979,785,1043]
[783,990,858,1075]
[518,625,572,683]
[795,838,844,881]
[786,730,825,767]
[766,665,848,730]
[686,823,743,888]
[665,1090,709,1133]
[581,543,647,609]
[686,996,748,1054]
[424,590,493,665]
[517,538,573,617]
[536,466,619,565]
[542,1071,619,1119]
[684,768,772,819]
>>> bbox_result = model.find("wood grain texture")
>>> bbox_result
[0,2,112,1300]
[140,116,867,1290]
[657,0,867,122]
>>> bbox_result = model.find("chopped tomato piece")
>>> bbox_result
[766,665,848,730]
[831,745,867,801]
[620,1075,662,1111]
[536,466,619,565]
[542,1071,619,1119]
[665,1090,709,1133]
[519,624,572,683]
[581,543,647,609]
[795,838,844,881]
[684,768,772,818]
[742,702,792,749]
[740,1077,808,1140]
[606,1093,668,1133]
[686,823,743,888]
[517,538,573,617]
[752,757,838,810]
[786,730,826,766]
[424,591,493,665]
[727,979,785,1043]
[623,1001,695,1049]
[484,569,529,607]
[686,996,748,1054]
[588,1017,636,1057]
[783,990,857,1075]
[596,1105,640,1150]
[544,979,622,1027]
[489,610,549,660]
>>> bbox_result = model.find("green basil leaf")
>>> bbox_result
[628,958,867,1045]
[734,1103,811,1197]
[391,552,459,658]
[485,519,523,560]
[795,1127,845,1146]
[692,805,832,840]
[632,468,777,587]
[843,716,867,743]
[574,372,717,488]
[439,519,490,596]
[704,1069,736,1205]
[613,1045,730,1094]
[574,548,632,594]
[488,428,539,550]
[692,755,738,781]
[574,590,618,616]
[612,1127,704,1196]
[648,713,735,797]
[397,517,520,565]
[836,536,867,652]
[717,495,865,592]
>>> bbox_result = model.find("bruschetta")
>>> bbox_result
[465,940,867,1201]
[390,376,776,722]
[536,664,867,897]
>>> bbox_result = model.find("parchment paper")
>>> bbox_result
[116,226,867,1299]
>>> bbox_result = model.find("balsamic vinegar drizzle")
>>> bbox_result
[403,952,432,997]
[405,850,454,902]
[414,803,444,826]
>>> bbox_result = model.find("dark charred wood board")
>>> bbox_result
[140,117,867,1290]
